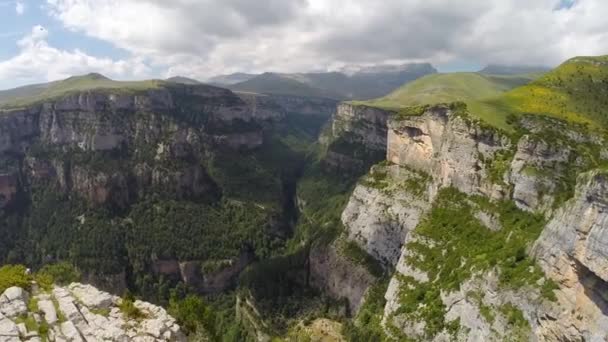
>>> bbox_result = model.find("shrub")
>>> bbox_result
[0,265,30,293]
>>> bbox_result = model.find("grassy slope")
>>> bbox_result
[354,72,542,130]
[0,73,163,109]
[358,56,608,132]
[490,56,608,128]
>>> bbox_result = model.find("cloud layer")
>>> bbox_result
[2,0,608,87]
[0,25,149,88]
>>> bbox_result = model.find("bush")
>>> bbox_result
[36,262,81,286]
[0,265,30,293]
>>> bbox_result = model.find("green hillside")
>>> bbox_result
[0,73,163,109]
[355,72,541,108]
[357,56,608,132]
[353,72,542,130]
[489,56,608,128]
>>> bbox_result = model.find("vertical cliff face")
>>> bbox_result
[0,84,281,209]
[322,103,392,173]
[327,104,608,340]
[0,83,290,294]
[387,105,511,200]
[532,170,608,340]
[341,164,431,268]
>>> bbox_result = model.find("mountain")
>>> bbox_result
[2,55,608,342]
[358,71,542,108]
[354,71,543,130]
[486,55,608,128]
[207,72,258,85]
[480,64,551,75]
[166,76,203,85]
[0,73,164,109]
[301,55,608,341]
[229,72,345,99]
[218,63,438,100]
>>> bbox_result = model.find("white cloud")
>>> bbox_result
[14,0,608,82]
[0,25,151,89]
[15,1,24,15]
[44,0,608,80]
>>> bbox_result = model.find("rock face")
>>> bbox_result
[264,94,338,117]
[508,135,571,213]
[309,242,377,314]
[0,84,283,209]
[151,249,255,294]
[387,105,510,199]
[320,104,608,340]
[532,170,608,340]
[0,283,186,342]
[341,165,431,268]
[322,103,392,173]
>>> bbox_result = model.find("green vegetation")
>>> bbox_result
[90,308,111,317]
[37,262,81,286]
[394,187,556,338]
[168,295,217,337]
[353,72,540,109]
[342,280,391,341]
[352,72,541,131]
[356,56,608,132]
[118,293,147,320]
[494,56,608,128]
[0,73,163,109]
[338,239,384,278]
[0,264,30,293]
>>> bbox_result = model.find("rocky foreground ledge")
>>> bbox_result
[0,283,185,342]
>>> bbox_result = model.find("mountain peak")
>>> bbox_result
[166,76,202,85]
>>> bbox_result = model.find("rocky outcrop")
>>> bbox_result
[330,104,608,340]
[322,103,392,173]
[532,170,608,340]
[341,164,431,268]
[0,84,277,156]
[387,105,510,200]
[151,249,254,294]
[309,242,377,314]
[0,283,185,342]
[508,135,571,213]
[0,83,282,208]
[264,95,337,117]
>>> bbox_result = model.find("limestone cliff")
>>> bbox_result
[0,283,185,341]
[0,84,283,210]
[326,104,608,340]
[532,170,608,340]
[322,103,392,173]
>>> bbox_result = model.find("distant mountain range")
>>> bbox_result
[209,63,438,100]
[0,63,552,107]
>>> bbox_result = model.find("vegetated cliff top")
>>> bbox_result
[350,71,542,131]
[490,55,608,128]
[354,55,608,132]
[353,72,542,109]
[0,73,166,109]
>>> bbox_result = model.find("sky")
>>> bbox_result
[0,0,606,89]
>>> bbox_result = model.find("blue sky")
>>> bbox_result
[0,0,606,90]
